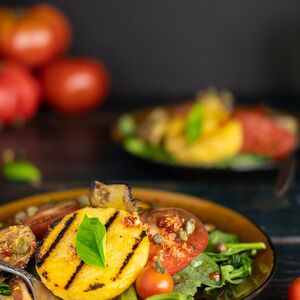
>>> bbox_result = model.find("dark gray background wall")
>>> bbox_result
[5,1,300,106]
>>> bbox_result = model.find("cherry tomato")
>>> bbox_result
[24,201,79,239]
[42,58,109,114]
[135,267,174,299]
[234,108,296,159]
[289,278,300,300]
[0,62,40,125]
[0,4,71,68]
[142,208,208,275]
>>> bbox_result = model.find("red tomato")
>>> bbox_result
[0,62,40,125]
[24,201,79,239]
[135,267,174,299]
[0,4,71,68]
[142,208,209,275]
[234,108,296,159]
[289,278,300,300]
[42,58,109,114]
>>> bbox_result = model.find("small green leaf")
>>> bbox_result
[185,101,203,143]
[114,285,138,300]
[205,230,239,252]
[145,292,187,300]
[2,160,41,183]
[75,214,106,268]
[118,114,136,137]
[0,282,12,296]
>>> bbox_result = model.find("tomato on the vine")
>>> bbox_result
[42,58,109,114]
[0,62,40,125]
[142,208,209,275]
[289,278,300,300]
[0,4,71,67]
[135,267,174,299]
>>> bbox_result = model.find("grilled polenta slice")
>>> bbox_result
[36,207,149,300]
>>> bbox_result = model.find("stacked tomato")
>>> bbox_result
[0,4,109,126]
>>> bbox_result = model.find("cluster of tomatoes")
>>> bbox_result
[0,3,109,126]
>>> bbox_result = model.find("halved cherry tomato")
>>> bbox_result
[142,208,208,275]
[289,277,300,300]
[135,266,174,300]
[24,201,79,239]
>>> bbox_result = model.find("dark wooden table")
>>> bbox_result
[0,110,299,299]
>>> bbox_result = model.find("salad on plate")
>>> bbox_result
[0,181,270,299]
[116,88,298,169]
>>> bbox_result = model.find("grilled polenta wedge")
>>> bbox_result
[36,207,149,300]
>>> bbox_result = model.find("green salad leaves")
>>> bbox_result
[75,214,106,268]
[173,230,266,299]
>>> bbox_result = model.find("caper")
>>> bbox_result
[152,233,164,245]
[216,242,227,253]
[13,237,29,255]
[78,195,90,207]
[177,229,188,241]
[185,218,196,235]
[26,206,38,217]
[209,271,221,282]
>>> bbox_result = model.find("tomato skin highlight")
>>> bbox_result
[142,208,209,275]
[0,4,71,68]
[135,267,174,300]
[289,278,300,300]
[24,201,79,239]
[42,58,109,114]
[0,62,40,125]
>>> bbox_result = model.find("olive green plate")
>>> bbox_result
[0,188,276,299]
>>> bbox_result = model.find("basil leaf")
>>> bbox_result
[75,214,106,268]
[185,101,203,143]
[0,282,12,296]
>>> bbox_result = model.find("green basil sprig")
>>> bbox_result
[185,101,203,143]
[75,214,106,268]
[0,282,12,296]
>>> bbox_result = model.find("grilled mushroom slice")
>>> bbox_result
[89,181,137,212]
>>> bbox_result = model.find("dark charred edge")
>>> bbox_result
[105,210,120,230]
[63,211,119,290]
[112,230,147,281]
[64,260,85,290]
[36,213,77,267]
[84,283,105,292]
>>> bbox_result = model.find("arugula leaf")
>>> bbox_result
[185,101,203,143]
[174,253,221,298]
[124,137,172,162]
[0,282,12,296]
[218,154,270,169]
[145,292,187,300]
[114,285,138,300]
[75,214,106,268]
[205,230,239,252]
